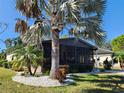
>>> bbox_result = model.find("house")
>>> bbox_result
[6,37,97,73]
[42,38,97,73]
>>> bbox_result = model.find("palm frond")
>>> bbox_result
[16,0,41,18]
[15,19,28,34]
[60,0,80,23]
[80,0,106,16]
[69,15,106,45]
[20,20,50,45]
[16,0,106,46]
[39,0,52,16]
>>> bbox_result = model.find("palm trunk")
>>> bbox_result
[33,67,38,76]
[28,66,32,75]
[28,60,33,75]
[50,29,59,79]
[50,1,60,79]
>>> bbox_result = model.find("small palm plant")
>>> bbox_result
[12,45,44,76]
[115,51,124,62]
[115,51,124,69]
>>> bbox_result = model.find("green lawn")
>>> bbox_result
[0,67,124,93]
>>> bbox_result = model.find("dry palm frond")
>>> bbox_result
[15,19,28,34]
[16,0,32,18]
[16,0,41,19]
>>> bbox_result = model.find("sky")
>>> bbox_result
[0,0,124,50]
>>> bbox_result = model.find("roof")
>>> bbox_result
[43,37,97,50]
[96,48,113,54]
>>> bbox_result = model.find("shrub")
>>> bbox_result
[2,62,10,68]
[0,60,11,68]
[103,59,112,70]
[55,65,68,82]
[0,60,5,67]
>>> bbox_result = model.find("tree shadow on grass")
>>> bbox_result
[71,74,99,82]
[97,75,124,90]
[68,82,77,86]
[72,74,124,83]
[70,74,86,79]
[71,74,124,91]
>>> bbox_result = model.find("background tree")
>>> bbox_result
[112,34,124,67]
[15,0,106,79]
[112,34,124,51]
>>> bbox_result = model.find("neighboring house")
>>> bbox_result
[6,37,97,72]
[94,48,114,66]
[6,54,14,62]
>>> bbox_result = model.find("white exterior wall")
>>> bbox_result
[98,54,112,63]
[94,54,112,66]
[94,54,120,68]
[6,54,15,62]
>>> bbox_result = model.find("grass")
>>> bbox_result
[0,67,124,93]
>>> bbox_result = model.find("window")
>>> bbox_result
[80,55,84,63]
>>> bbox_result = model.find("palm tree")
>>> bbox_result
[114,51,124,69]
[115,51,124,63]
[12,45,44,75]
[15,0,106,79]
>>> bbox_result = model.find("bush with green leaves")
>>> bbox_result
[112,35,124,69]
[0,60,5,67]
[0,53,6,60]
[0,60,12,68]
